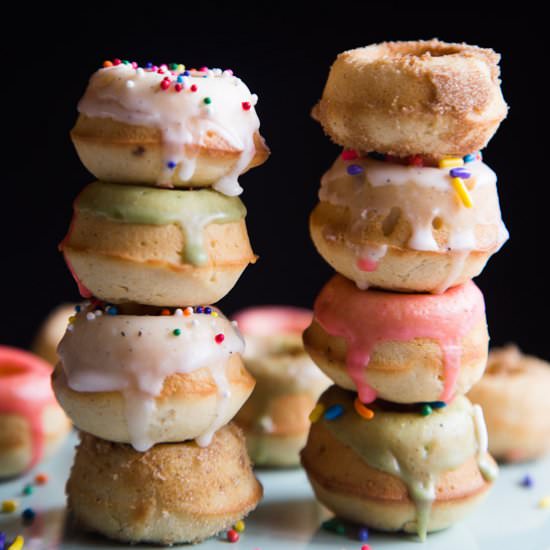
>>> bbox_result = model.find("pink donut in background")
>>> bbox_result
[0,346,71,477]
[232,306,331,467]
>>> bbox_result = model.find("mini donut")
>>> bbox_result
[468,345,550,462]
[232,306,331,466]
[31,303,76,366]
[313,40,507,158]
[72,62,269,196]
[59,181,256,306]
[0,346,71,478]
[301,386,497,540]
[303,276,488,404]
[310,153,508,293]
[54,302,254,451]
[66,424,262,545]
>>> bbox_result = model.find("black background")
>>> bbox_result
[2,8,546,358]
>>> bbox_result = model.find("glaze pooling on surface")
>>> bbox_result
[0,347,59,471]
[313,276,485,403]
[74,181,247,266]
[319,386,496,540]
[319,155,508,290]
[57,305,244,451]
[78,64,261,195]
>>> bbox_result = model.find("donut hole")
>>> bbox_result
[382,207,402,236]
[432,217,444,230]
[409,44,464,58]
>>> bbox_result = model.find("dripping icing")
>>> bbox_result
[313,276,485,403]
[74,182,247,267]
[319,387,491,540]
[77,64,261,196]
[319,156,509,261]
[57,305,244,451]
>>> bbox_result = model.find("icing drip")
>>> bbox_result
[77,64,261,196]
[472,404,499,481]
[319,387,490,540]
[74,182,246,266]
[0,347,58,470]
[57,306,244,451]
[314,276,485,403]
[319,156,508,289]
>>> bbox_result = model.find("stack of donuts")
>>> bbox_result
[300,40,508,539]
[53,59,269,545]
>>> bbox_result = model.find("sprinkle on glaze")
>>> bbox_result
[313,276,486,403]
[57,305,244,451]
[319,387,497,540]
[77,63,261,196]
[0,347,59,470]
[319,155,509,291]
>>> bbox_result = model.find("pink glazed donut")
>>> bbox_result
[0,346,70,477]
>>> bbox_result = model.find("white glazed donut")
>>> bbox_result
[71,60,269,195]
[54,302,254,451]
[310,153,508,293]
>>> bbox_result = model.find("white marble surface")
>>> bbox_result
[1,431,549,550]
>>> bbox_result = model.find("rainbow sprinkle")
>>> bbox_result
[438,157,464,169]
[451,177,473,208]
[7,536,24,550]
[233,520,245,532]
[226,529,239,543]
[1,500,17,513]
[324,404,344,421]
[309,404,325,423]
[354,398,375,420]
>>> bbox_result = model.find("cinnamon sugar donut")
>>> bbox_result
[468,345,550,462]
[54,302,254,451]
[0,346,71,478]
[301,386,497,540]
[303,276,488,404]
[313,40,507,158]
[67,425,262,545]
[59,182,256,306]
[310,153,508,293]
[72,62,269,196]
[232,306,331,466]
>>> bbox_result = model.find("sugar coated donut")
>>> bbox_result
[31,303,76,366]
[310,153,508,293]
[0,346,71,478]
[54,302,254,451]
[301,386,497,540]
[232,306,331,466]
[468,345,550,462]
[313,40,507,158]
[59,182,256,306]
[72,61,269,195]
[67,425,262,545]
[303,276,488,404]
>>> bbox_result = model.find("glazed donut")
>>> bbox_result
[31,303,76,366]
[468,345,550,462]
[54,302,254,451]
[0,346,71,478]
[311,153,508,293]
[59,182,256,306]
[72,61,269,195]
[232,306,331,466]
[67,425,262,545]
[313,40,507,158]
[301,386,497,540]
[303,276,488,404]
